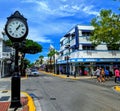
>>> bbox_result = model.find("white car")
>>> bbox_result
[30,69,40,76]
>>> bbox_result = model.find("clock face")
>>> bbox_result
[6,19,27,38]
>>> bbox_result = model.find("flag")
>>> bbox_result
[49,44,54,50]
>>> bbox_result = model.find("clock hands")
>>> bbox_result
[16,24,21,30]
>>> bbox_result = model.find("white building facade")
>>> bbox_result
[57,25,120,76]
[0,34,14,78]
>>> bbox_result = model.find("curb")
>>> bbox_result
[114,86,120,92]
[40,71,77,79]
[40,71,95,80]
[21,92,36,111]
[0,90,36,111]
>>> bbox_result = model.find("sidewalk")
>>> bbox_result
[82,77,120,92]
[0,72,120,111]
[40,71,120,93]
[0,76,36,111]
[0,90,36,111]
[0,77,27,82]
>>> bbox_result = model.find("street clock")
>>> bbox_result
[5,11,28,42]
[4,11,29,108]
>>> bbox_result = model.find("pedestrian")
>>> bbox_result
[95,67,101,82]
[90,68,95,78]
[79,68,82,76]
[105,67,109,80]
[100,68,105,83]
[114,68,120,83]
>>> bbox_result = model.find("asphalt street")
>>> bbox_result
[0,73,120,111]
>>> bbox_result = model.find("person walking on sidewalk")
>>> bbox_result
[114,68,120,83]
[100,68,105,83]
[105,67,110,81]
[95,67,101,82]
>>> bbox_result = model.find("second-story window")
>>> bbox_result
[107,44,119,50]
[82,31,91,36]
[71,33,75,40]
[82,44,95,50]
[61,52,63,56]
[60,41,63,46]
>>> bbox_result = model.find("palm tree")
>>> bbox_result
[39,55,44,65]
[47,49,59,73]
[47,51,53,72]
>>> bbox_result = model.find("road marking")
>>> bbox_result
[34,99,42,111]
[0,86,8,90]
[42,77,53,80]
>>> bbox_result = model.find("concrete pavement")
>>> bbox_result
[0,77,36,111]
[0,72,120,111]
[0,90,35,111]
[40,71,120,93]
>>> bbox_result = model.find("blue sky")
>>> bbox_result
[0,0,119,63]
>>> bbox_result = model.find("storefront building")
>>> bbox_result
[57,25,120,76]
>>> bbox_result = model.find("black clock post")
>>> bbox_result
[5,11,28,108]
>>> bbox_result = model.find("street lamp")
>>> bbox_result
[64,33,70,77]
[5,11,28,108]
[65,56,70,77]
[65,45,70,77]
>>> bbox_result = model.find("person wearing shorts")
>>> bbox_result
[95,67,101,82]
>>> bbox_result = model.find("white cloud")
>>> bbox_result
[27,20,76,43]
[21,0,52,14]
[20,0,99,43]
[60,0,67,2]
[36,1,52,13]
[59,4,68,10]
[82,5,99,15]
[72,5,80,10]
[22,0,99,17]
[28,28,52,43]
[21,0,37,3]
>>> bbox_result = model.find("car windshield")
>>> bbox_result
[31,69,37,72]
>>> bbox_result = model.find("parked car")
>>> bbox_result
[26,69,39,76]
[31,69,40,76]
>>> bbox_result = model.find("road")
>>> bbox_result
[0,73,120,111]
